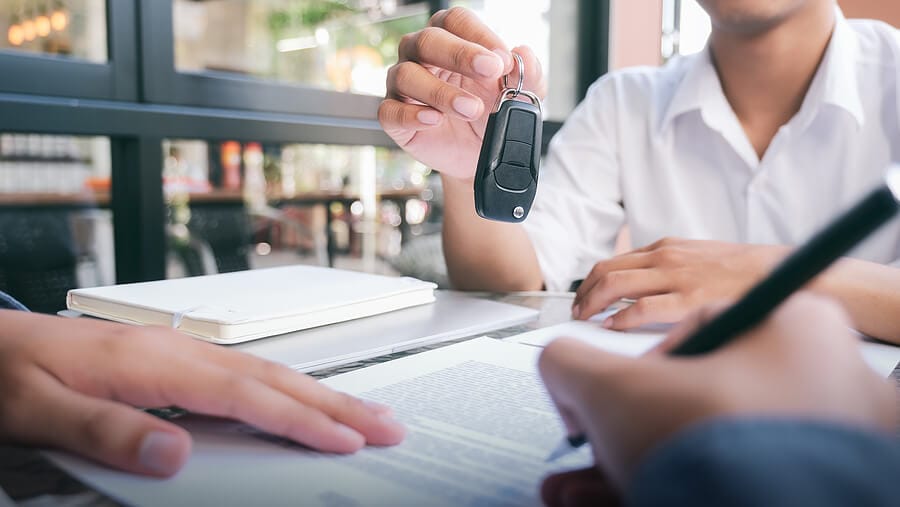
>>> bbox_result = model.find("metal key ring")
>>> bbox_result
[502,53,525,98]
[492,88,544,115]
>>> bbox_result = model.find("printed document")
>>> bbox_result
[47,338,591,506]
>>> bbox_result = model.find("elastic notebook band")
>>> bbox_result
[171,306,205,329]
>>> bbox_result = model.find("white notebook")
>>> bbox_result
[67,266,437,344]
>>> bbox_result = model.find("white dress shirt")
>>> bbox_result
[522,10,900,292]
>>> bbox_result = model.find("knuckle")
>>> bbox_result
[451,43,470,71]
[392,61,417,90]
[219,376,257,419]
[656,246,682,265]
[96,330,128,359]
[632,299,653,317]
[430,84,454,108]
[443,7,472,30]
[75,404,110,450]
[377,100,392,123]
[265,361,298,387]
[589,262,606,278]
[415,27,441,56]
[603,270,623,288]
[326,391,363,418]
[398,32,416,55]
[428,9,448,27]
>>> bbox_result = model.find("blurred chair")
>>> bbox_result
[167,223,219,277]
[385,233,449,289]
[0,210,79,313]
[251,206,329,268]
[183,203,252,273]
[169,202,329,277]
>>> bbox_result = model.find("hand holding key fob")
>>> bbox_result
[474,54,543,223]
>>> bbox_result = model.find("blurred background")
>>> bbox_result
[0,0,896,313]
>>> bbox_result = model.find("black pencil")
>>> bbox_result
[546,168,900,462]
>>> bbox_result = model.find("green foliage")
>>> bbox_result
[267,1,356,35]
[299,1,354,27]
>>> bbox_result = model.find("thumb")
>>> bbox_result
[16,372,192,477]
[539,337,633,434]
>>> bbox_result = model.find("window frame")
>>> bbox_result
[0,0,608,284]
[138,1,433,120]
[0,0,138,101]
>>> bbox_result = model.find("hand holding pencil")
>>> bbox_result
[538,294,897,503]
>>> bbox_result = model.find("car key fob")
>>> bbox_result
[474,92,543,223]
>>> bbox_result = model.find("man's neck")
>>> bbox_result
[709,3,836,160]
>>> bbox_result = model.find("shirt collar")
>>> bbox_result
[815,8,865,127]
[659,7,865,134]
[658,48,721,133]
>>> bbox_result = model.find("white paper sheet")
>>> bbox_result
[47,338,591,507]
[504,320,666,356]
[504,321,900,377]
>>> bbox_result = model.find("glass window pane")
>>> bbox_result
[450,0,578,120]
[0,134,114,313]
[678,0,711,56]
[173,0,430,96]
[1,0,107,62]
[163,140,443,285]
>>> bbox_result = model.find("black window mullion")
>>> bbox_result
[577,0,611,101]
[110,136,166,283]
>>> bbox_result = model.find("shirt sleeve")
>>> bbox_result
[0,291,29,312]
[625,418,900,507]
[521,75,626,292]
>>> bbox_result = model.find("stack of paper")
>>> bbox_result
[67,266,437,344]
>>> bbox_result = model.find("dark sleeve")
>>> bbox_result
[625,418,900,507]
[0,291,29,312]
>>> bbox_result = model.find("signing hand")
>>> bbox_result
[572,238,790,330]
[540,294,896,504]
[0,310,405,477]
[379,7,546,181]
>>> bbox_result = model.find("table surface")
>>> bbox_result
[1,292,898,505]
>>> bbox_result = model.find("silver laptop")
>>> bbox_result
[232,291,538,372]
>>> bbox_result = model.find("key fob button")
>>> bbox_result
[506,110,537,144]
[494,163,534,191]
[502,140,532,167]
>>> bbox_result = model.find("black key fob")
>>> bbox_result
[474,92,543,223]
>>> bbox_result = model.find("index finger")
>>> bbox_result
[399,27,507,81]
[154,336,406,448]
[574,252,656,307]
[429,8,513,71]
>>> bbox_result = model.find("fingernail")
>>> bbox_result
[571,304,580,320]
[452,96,480,119]
[603,317,614,329]
[493,48,513,70]
[473,52,503,78]
[417,109,442,125]
[139,431,184,476]
[363,400,394,416]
